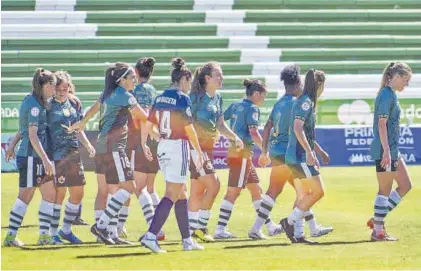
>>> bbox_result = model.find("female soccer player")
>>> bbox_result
[368,62,412,241]
[4,68,56,247]
[249,65,332,242]
[188,62,243,242]
[67,62,148,245]
[47,71,96,244]
[279,69,327,243]
[140,58,204,253]
[214,79,282,239]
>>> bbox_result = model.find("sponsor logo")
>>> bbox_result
[349,153,373,164]
[0,107,19,118]
[31,107,40,117]
[301,102,311,111]
[58,176,66,184]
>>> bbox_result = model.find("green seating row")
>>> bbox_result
[1,49,242,64]
[3,36,421,51]
[1,76,269,95]
[3,48,419,64]
[75,0,194,11]
[84,10,421,24]
[1,63,253,78]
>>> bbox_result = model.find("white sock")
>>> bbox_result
[374,194,388,234]
[188,211,199,234]
[98,190,131,230]
[8,198,28,236]
[61,201,80,234]
[287,207,304,226]
[216,200,233,232]
[95,210,103,223]
[197,209,211,229]
[138,190,155,225]
[118,206,130,232]
[39,200,54,235]
[150,192,160,209]
[50,204,62,236]
[304,209,318,233]
[387,190,402,212]
[294,218,305,238]
[252,194,274,232]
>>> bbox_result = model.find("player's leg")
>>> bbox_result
[38,176,56,245]
[50,185,66,244]
[389,157,412,212]
[188,177,205,235]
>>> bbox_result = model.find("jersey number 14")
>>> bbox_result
[157,110,172,139]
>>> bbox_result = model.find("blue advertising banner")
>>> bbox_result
[2,126,420,172]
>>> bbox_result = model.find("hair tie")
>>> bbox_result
[115,67,133,83]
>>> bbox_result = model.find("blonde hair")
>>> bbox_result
[379,62,412,92]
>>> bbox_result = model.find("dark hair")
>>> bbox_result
[191,61,220,93]
[135,57,155,80]
[54,70,81,107]
[302,69,325,109]
[243,79,267,97]
[379,62,412,92]
[280,64,301,91]
[32,68,56,107]
[101,62,133,102]
[171,57,192,84]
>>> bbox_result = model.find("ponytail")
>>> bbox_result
[191,61,220,93]
[379,62,412,92]
[302,69,325,109]
[101,62,133,103]
[32,68,56,107]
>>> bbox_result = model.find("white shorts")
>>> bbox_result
[157,139,190,183]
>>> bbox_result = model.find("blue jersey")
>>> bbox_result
[17,94,49,158]
[47,98,83,161]
[370,86,401,160]
[148,89,193,141]
[128,83,158,149]
[224,99,260,158]
[190,91,223,152]
[285,94,316,164]
[268,94,295,156]
[97,87,138,154]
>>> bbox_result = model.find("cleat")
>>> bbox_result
[51,235,65,245]
[280,218,296,243]
[183,238,205,251]
[367,218,374,229]
[371,230,398,242]
[157,230,166,241]
[112,237,133,245]
[213,230,237,239]
[192,228,215,242]
[140,233,166,253]
[59,229,82,244]
[90,224,115,245]
[293,236,319,244]
[267,223,284,236]
[118,226,128,238]
[72,217,89,226]
[311,225,334,237]
[37,234,52,246]
[248,229,269,240]
[3,234,24,247]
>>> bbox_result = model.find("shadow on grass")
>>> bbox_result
[19,243,103,251]
[224,242,290,249]
[306,240,372,246]
[213,238,258,244]
[2,224,38,229]
[76,251,155,259]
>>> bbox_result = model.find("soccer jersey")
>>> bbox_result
[148,88,193,140]
[285,94,316,164]
[268,94,295,156]
[97,87,138,154]
[190,91,223,152]
[370,86,401,160]
[17,94,49,158]
[224,99,260,158]
[47,98,83,161]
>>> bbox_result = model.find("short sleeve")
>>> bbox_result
[28,104,41,127]
[377,91,392,118]
[122,92,138,110]
[294,99,312,122]
[246,106,260,127]
[223,104,232,121]
[180,95,193,126]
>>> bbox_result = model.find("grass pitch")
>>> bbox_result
[1,166,421,270]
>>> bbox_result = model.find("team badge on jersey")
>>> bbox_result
[252,112,259,121]
[63,108,70,117]
[301,102,311,111]
[31,107,40,117]
[186,107,192,117]
[128,97,137,106]
[58,176,66,184]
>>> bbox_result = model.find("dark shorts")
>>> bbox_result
[95,150,134,184]
[54,154,86,187]
[17,156,52,188]
[375,160,398,172]
[130,144,159,174]
[227,157,259,188]
[190,150,216,179]
[288,162,320,179]
[270,154,286,167]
